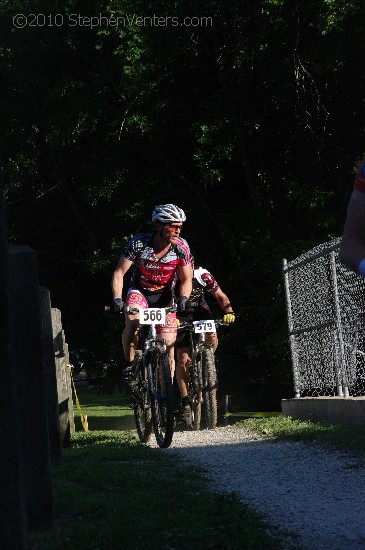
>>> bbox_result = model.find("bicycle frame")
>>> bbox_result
[178,318,227,430]
[187,329,209,388]
[128,306,176,448]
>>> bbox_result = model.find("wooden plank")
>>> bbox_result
[51,308,74,447]
[38,286,62,465]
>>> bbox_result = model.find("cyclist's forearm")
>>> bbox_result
[218,296,233,312]
[214,289,233,312]
[112,270,124,299]
[179,279,192,299]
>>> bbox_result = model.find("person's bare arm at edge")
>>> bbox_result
[178,263,192,299]
[339,189,365,275]
[112,256,133,299]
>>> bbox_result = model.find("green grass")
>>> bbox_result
[237,416,365,456]
[29,430,285,550]
[73,386,135,431]
[29,387,290,549]
[30,387,365,549]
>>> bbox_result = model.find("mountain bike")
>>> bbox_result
[177,319,227,430]
[128,305,176,448]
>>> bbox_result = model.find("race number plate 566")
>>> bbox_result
[193,320,216,333]
[140,308,166,325]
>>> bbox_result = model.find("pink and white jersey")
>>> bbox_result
[123,232,191,293]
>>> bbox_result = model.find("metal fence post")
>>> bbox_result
[329,251,348,397]
[283,259,301,397]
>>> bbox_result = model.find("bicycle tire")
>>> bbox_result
[133,363,152,444]
[193,390,202,431]
[189,356,202,430]
[149,348,174,448]
[202,348,218,429]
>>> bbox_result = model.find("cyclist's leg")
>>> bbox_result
[176,346,191,399]
[122,321,139,362]
[205,332,218,351]
[159,329,177,380]
[175,325,192,398]
[176,345,194,427]
[157,309,179,379]
[123,289,148,361]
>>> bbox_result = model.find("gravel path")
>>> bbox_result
[149,426,365,549]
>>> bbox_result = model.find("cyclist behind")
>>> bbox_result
[111,204,192,384]
[339,156,365,275]
[175,256,235,426]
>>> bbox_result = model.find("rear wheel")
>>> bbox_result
[193,390,202,430]
[133,363,152,444]
[149,349,174,448]
[202,348,217,429]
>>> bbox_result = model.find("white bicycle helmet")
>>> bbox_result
[152,204,186,224]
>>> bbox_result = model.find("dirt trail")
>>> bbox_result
[149,425,365,549]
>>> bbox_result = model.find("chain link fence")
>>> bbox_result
[283,238,365,397]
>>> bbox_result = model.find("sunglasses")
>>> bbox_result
[165,224,183,232]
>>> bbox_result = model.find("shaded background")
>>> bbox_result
[2,0,364,408]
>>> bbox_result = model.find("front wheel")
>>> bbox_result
[202,348,218,429]
[133,364,153,444]
[149,349,175,448]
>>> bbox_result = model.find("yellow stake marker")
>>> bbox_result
[68,364,89,431]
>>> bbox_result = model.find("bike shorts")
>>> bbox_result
[175,306,212,350]
[126,287,178,334]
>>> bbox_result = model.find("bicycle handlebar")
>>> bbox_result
[104,305,178,315]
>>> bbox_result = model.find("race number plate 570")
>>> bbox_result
[140,308,166,325]
[193,320,216,333]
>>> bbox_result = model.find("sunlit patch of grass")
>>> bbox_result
[236,416,365,455]
[72,386,134,431]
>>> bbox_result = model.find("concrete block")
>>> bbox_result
[281,397,365,425]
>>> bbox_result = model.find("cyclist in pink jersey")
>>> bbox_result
[339,156,365,275]
[112,204,192,383]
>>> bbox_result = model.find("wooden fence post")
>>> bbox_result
[0,166,28,547]
[52,308,75,447]
[38,286,62,465]
[9,245,54,532]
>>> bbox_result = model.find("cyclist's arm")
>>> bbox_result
[212,287,234,313]
[178,263,192,298]
[339,189,365,275]
[112,256,133,299]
